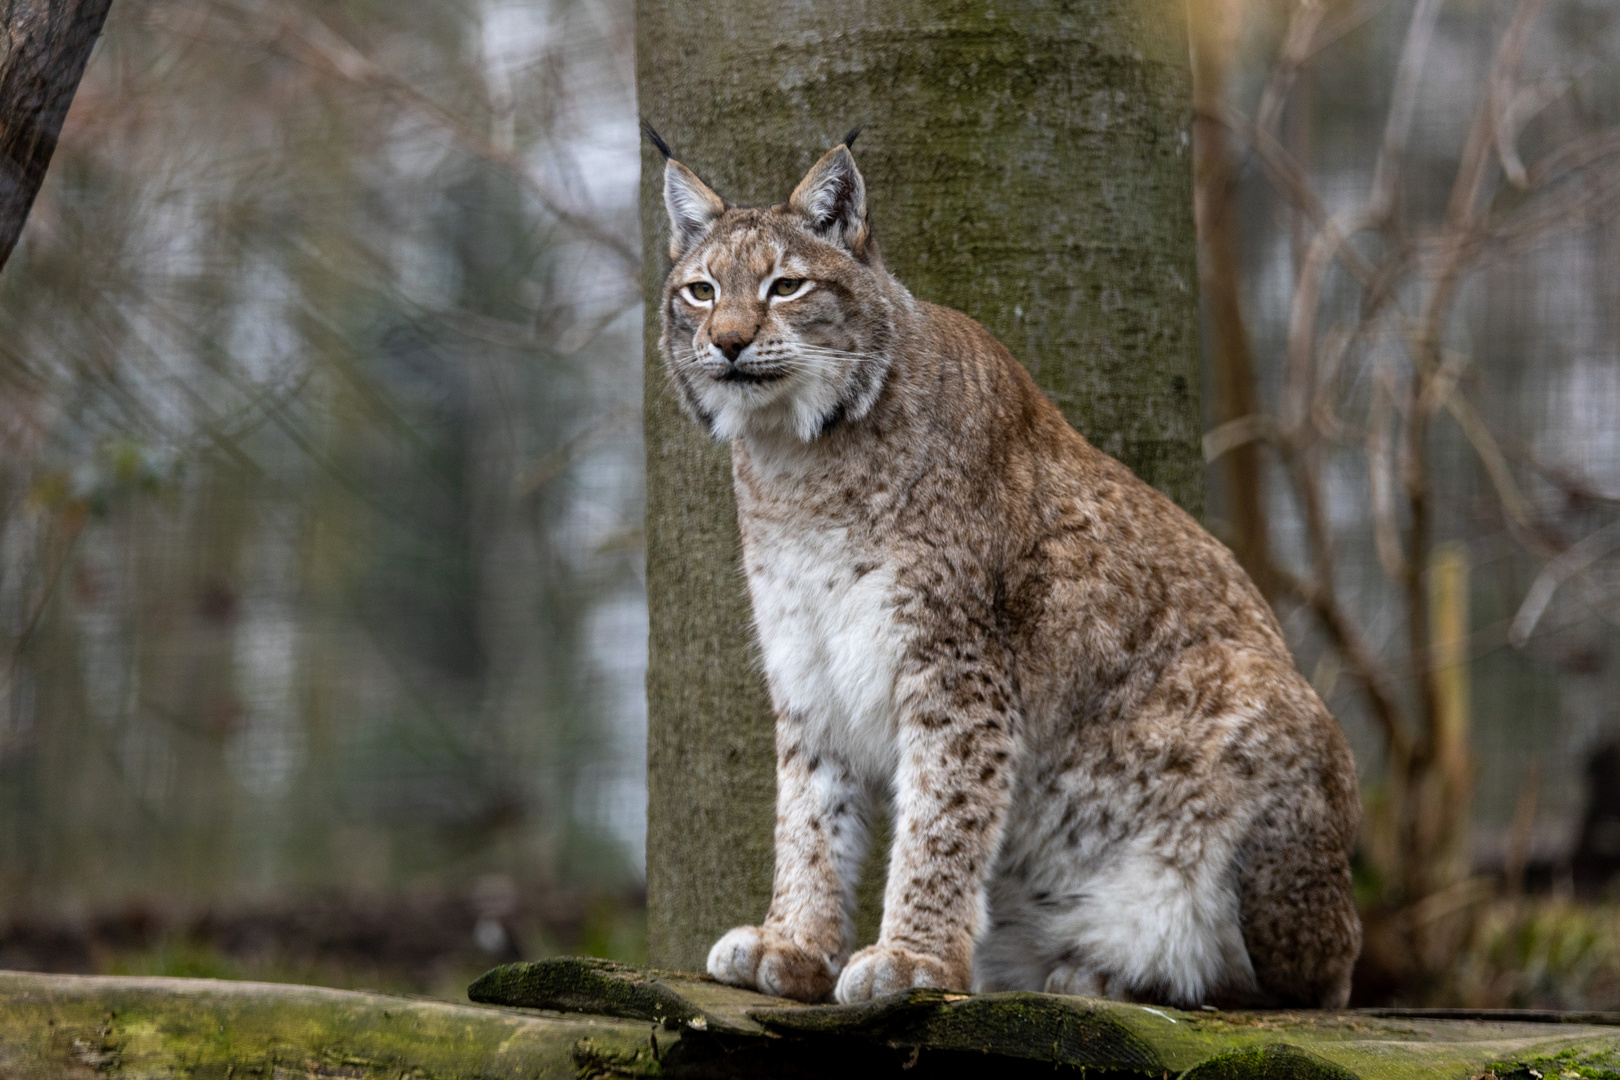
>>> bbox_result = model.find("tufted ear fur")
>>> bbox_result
[664,159,725,260]
[788,144,869,257]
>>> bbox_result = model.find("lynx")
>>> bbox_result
[652,128,1361,1008]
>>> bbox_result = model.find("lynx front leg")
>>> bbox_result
[707,716,869,1002]
[836,641,1017,1003]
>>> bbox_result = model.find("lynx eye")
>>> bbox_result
[770,277,806,298]
[686,281,715,302]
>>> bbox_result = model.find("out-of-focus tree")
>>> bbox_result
[0,0,647,979]
[0,0,113,270]
[1199,0,1620,1001]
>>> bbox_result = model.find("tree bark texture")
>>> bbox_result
[0,0,112,273]
[639,0,1201,972]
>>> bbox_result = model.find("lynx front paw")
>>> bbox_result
[706,925,836,1002]
[833,943,965,1004]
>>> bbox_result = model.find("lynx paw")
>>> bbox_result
[706,925,836,1002]
[834,943,963,1003]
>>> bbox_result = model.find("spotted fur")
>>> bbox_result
[661,140,1361,1008]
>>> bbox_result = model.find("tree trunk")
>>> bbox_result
[0,0,112,273]
[639,0,1201,972]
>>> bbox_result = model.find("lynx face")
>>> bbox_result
[659,146,895,442]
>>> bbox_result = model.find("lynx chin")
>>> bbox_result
[654,131,1361,1008]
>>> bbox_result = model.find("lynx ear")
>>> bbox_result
[664,159,725,260]
[788,144,869,256]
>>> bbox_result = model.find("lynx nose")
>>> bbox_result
[712,329,756,362]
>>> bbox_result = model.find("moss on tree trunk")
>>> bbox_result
[638,0,1201,972]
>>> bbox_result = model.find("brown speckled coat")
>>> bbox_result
[658,140,1361,1008]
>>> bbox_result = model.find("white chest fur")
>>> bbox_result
[742,516,905,785]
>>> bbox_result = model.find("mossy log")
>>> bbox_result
[7,960,1620,1078]
[0,968,662,1079]
[470,957,1620,1079]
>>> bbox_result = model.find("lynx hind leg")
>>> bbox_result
[977,845,1258,1006]
[1238,813,1361,1008]
[1043,963,1109,998]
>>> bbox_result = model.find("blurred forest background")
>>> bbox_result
[0,0,1618,1006]
[0,0,645,998]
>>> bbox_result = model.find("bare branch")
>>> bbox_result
[1367,359,1406,582]
[1443,0,1549,230]
[515,404,637,498]
[1436,379,1548,553]
[1201,413,1278,464]
[1282,208,1381,438]
[251,0,641,268]
[1305,0,1393,64]
[1526,125,1620,189]
[1510,521,1620,647]
[1310,321,1361,444]
[1214,105,1380,287]
[1255,0,1326,140]
[1367,0,1446,223]
[1277,566,1412,765]
[1497,59,1594,188]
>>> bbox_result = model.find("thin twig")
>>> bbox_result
[1214,105,1379,287]
[1367,358,1406,582]
[251,0,639,268]
[1201,413,1277,465]
[1256,0,1326,140]
[1277,566,1412,765]
[1510,521,1620,647]
[1368,0,1447,223]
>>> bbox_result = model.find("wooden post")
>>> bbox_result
[1429,541,1472,874]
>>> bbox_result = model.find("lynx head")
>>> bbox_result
[655,132,898,442]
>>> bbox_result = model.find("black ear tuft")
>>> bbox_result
[788,145,869,256]
[842,125,863,149]
[641,119,673,160]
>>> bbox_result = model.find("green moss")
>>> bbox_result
[469,956,783,1035]
[574,1033,666,1078]
[471,957,703,1026]
[466,959,1620,1079]
[20,962,1620,1078]
[0,969,658,1079]
[1488,1044,1620,1080]
[1181,1043,1362,1080]
[753,989,1164,1071]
